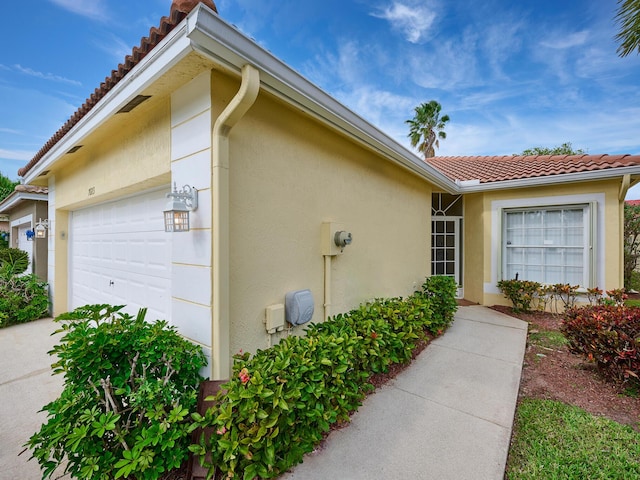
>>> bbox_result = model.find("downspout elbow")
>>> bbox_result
[213,65,260,140]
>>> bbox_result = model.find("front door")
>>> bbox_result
[432,194,463,297]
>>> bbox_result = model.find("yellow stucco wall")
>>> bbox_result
[47,66,434,359]
[462,192,484,303]
[210,72,434,356]
[463,179,623,307]
[53,98,171,211]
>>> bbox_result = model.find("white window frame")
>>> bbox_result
[502,204,592,287]
[486,193,604,295]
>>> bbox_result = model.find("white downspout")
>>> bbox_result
[619,174,631,201]
[324,254,332,320]
[211,64,260,380]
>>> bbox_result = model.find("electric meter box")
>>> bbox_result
[285,289,314,325]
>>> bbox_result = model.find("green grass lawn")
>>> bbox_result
[506,398,640,479]
[527,329,568,350]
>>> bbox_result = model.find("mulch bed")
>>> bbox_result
[490,304,640,430]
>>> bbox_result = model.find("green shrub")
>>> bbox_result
[420,275,458,329]
[26,304,208,480]
[560,305,640,387]
[0,274,49,328]
[497,279,542,313]
[0,247,29,278]
[191,285,457,479]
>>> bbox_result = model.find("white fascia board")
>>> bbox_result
[187,6,456,192]
[0,192,48,214]
[22,24,196,184]
[453,166,640,194]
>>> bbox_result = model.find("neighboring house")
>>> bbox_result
[427,154,640,306]
[16,0,640,378]
[0,185,48,281]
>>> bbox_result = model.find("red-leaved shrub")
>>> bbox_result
[561,305,640,386]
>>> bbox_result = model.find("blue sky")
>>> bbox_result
[2,0,640,195]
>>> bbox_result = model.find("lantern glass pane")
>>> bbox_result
[164,210,189,232]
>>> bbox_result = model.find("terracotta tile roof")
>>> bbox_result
[14,184,48,194]
[626,200,640,206]
[18,0,217,178]
[426,154,640,184]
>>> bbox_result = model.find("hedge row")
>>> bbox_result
[191,276,458,479]
[0,247,49,328]
[561,305,640,387]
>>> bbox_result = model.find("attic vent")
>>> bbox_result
[117,95,151,113]
[67,145,83,154]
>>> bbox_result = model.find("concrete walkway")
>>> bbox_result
[281,305,528,480]
[0,317,65,479]
[0,306,527,480]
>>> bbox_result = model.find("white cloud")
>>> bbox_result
[480,20,524,79]
[0,127,23,135]
[436,104,640,158]
[371,2,437,43]
[409,31,480,90]
[48,0,109,21]
[540,30,589,49]
[0,148,33,161]
[92,34,136,63]
[11,65,82,87]
[336,85,414,128]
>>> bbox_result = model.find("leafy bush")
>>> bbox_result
[548,283,579,312]
[191,282,457,479]
[560,305,640,387]
[0,247,29,277]
[0,273,49,328]
[420,275,458,328]
[0,247,48,328]
[27,304,208,480]
[497,279,542,313]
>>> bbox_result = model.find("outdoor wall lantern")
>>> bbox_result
[164,183,198,232]
[35,219,49,239]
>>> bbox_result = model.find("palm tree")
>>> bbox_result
[406,100,450,158]
[615,0,640,57]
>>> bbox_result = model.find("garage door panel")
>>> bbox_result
[70,189,171,321]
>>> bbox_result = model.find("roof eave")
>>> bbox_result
[0,192,48,214]
[21,21,196,184]
[453,166,640,193]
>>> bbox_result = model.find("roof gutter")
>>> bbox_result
[452,166,640,194]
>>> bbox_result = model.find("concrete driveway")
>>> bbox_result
[0,318,65,479]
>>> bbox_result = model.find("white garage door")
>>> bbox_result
[69,188,172,322]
